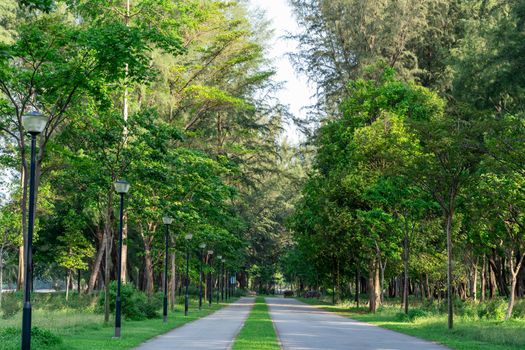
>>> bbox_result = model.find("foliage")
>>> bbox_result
[0,327,62,349]
[96,282,161,320]
[0,293,21,319]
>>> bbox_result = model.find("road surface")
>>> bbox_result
[135,297,254,350]
[266,297,449,350]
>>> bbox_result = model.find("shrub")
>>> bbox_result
[0,327,62,348]
[511,299,525,319]
[304,291,321,298]
[457,300,478,319]
[395,308,429,322]
[97,282,161,320]
[283,290,294,298]
[1,293,22,319]
[139,292,163,319]
[407,308,429,321]
[395,312,410,322]
[478,298,507,320]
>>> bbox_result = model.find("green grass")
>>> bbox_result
[0,297,235,350]
[298,298,525,350]
[231,297,280,350]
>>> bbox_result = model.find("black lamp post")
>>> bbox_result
[207,250,213,307]
[216,255,222,304]
[162,216,173,323]
[221,258,225,301]
[114,179,130,338]
[226,269,229,300]
[184,233,193,316]
[198,243,206,310]
[228,272,231,299]
[21,111,47,350]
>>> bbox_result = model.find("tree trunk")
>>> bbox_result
[368,258,381,313]
[403,229,409,314]
[481,255,486,302]
[103,214,113,323]
[425,273,431,301]
[505,251,525,321]
[141,228,154,295]
[122,212,128,283]
[0,247,3,307]
[66,269,71,301]
[444,208,454,329]
[88,229,105,293]
[355,266,360,307]
[17,160,28,290]
[77,269,81,293]
[470,258,478,301]
[120,0,131,284]
[170,249,176,311]
[506,274,517,321]
[490,252,509,297]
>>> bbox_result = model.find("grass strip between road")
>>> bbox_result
[0,298,236,350]
[231,297,280,350]
[298,298,525,350]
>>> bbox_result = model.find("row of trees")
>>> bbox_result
[0,0,295,311]
[285,0,525,328]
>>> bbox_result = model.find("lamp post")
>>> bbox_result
[114,179,130,338]
[221,258,225,301]
[207,250,213,307]
[162,216,173,323]
[21,111,47,350]
[184,233,193,316]
[228,272,231,299]
[198,243,206,310]
[216,255,222,304]
[225,260,229,300]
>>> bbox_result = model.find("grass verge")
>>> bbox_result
[0,297,235,350]
[298,298,525,350]
[231,297,280,350]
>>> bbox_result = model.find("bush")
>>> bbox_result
[283,290,294,298]
[140,292,163,319]
[395,312,410,322]
[304,291,321,298]
[394,308,429,322]
[478,299,507,320]
[0,327,62,348]
[511,299,525,319]
[407,308,429,321]
[1,293,22,319]
[456,300,478,319]
[97,282,161,320]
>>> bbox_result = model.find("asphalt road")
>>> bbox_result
[266,297,449,350]
[134,297,254,350]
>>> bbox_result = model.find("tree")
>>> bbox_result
[55,210,95,300]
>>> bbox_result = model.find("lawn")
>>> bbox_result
[298,298,525,350]
[231,296,280,350]
[0,296,234,350]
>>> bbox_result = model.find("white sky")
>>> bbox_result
[248,0,315,144]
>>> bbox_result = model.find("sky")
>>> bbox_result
[248,0,315,144]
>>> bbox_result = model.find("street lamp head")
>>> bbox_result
[222,258,226,263]
[162,216,173,225]
[199,243,206,249]
[217,255,222,259]
[22,111,47,134]
[208,250,214,255]
[185,233,193,240]
[114,180,130,194]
